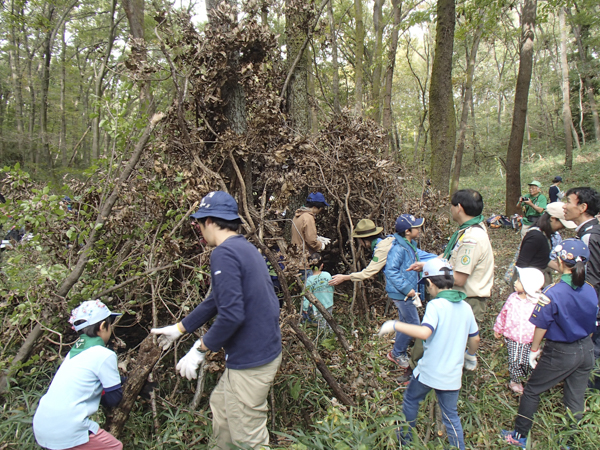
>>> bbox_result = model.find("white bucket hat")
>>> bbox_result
[515,267,545,297]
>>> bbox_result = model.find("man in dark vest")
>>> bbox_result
[563,187,600,388]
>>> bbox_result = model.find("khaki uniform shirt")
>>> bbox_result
[449,224,494,298]
[350,236,394,282]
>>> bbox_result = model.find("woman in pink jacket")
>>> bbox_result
[494,267,545,394]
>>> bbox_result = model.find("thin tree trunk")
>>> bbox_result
[505,0,537,216]
[354,0,364,115]
[451,23,483,195]
[328,0,340,114]
[370,0,384,124]
[429,0,456,195]
[92,0,118,160]
[382,0,403,153]
[578,74,586,145]
[8,0,24,156]
[40,5,56,168]
[559,7,573,169]
[308,53,318,134]
[60,24,67,167]
[567,8,600,141]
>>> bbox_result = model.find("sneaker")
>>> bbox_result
[509,382,524,395]
[387,351,401,366]
[501,430,527,448]
[396,368,413,386]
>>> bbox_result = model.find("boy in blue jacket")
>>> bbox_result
[384,214,437,367]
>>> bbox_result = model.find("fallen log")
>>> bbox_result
[105,335,161,438]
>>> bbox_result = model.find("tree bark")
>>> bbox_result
[123,0,153,114]
[559,7,573,169]
[92,0,118,160]
[505,0,537,216]
[450,23,483,195]
[8,0,24,156]
[328,0,340,114]
[429,0,456,195]
[59,24,67,166]
[382,0,403,153]
[371,0,384,123]
[105,335,161,438]
[354,0,364,115]
[285,0,313,133]
[567,8,600,141]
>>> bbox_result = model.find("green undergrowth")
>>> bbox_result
[2,143,600,448]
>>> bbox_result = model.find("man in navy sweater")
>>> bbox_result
[151,191,282,450]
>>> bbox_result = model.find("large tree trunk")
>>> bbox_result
[92,0,118,160]
[353,0,364,115]
[429,0,456,195]
[450,23,483,195]
[559,7,574,170]
[285,0,312,133]
[328,0,340,114]
[371,0,384,123]
[123,0,154,114]
[382,0,403,153]
[505,0,537,216]
[567,8,600,141]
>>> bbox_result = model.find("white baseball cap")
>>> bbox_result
[69,300,121,331]
[418,258,453,284]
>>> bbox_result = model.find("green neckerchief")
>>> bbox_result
[561,273,576,289]
[442,215,485,260]
[436,289,467,303]
[69,335,106,358]
[403,237,419,261]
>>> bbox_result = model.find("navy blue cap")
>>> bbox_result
[190,191,241,221]
[395,214,424,234]
[307,192,330,206]
[554,176,563,182]
[553,238,589,264]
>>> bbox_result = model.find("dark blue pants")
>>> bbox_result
[514,337,594,436]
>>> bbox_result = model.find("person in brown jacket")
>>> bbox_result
[291,192,330,254]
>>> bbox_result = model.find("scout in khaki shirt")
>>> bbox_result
[329,219,393,286]
[445,189,494,320]
[402,189,493,385]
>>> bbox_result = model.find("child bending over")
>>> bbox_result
[33,300,123,450]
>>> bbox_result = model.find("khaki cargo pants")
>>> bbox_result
[210,353,282,450]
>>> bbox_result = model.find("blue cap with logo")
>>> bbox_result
[553,238,589,264]
[307,192,330,207]
[395,214,425,234]
[191,191,241,221]
[418,259,453,284]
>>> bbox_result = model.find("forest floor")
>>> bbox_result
[2,144,600,449]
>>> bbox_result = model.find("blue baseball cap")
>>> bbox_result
[395,214,425,234]
[418,259,453,284]
[190,191,241,221]
[553,238,589,264]
[307,192,330,206]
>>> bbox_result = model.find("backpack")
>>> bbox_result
[486,214,512,229]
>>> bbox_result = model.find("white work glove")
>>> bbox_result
[529,348,542,369]
[176,339,206,380]
[464,351,477,371]
[317,236,331,248]
[150,323,184,350]
[378,320,397,337]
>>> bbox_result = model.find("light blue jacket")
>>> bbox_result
[384,234,437,300]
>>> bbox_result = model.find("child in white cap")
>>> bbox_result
[33,300,123,450]
[494,267,545,394]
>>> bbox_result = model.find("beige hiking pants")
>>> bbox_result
[210,353,282,450]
